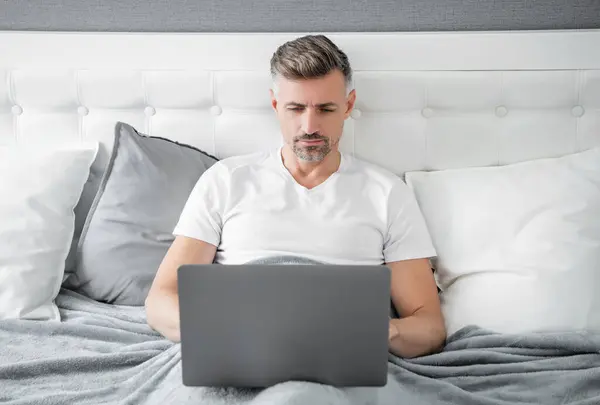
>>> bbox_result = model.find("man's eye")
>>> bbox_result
[320,109,334,113]
[288,108,303,111]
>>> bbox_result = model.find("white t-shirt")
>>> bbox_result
[173,147,436,265]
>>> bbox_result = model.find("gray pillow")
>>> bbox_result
[66,122,218,305]
[63,156,104,281]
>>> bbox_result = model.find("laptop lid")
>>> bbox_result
[178,263,391,388]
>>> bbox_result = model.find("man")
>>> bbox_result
[145,34,446,359]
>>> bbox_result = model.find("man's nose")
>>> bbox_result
[301,110,320,135]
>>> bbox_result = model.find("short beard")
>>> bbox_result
[292,134,331,162]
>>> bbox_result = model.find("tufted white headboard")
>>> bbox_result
[2,30,600,176]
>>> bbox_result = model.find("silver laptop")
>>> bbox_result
[177,263,391,388]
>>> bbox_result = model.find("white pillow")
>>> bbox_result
[405,148,600,335]
[0,143,98,320]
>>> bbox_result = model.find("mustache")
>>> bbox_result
[294,133,327,141]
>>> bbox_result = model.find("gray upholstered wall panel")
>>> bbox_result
[1,0,599,32]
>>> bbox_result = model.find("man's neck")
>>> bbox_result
[281,146,341,189]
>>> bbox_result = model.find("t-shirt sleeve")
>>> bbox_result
[383,179,437,263]
[172,162,227,247]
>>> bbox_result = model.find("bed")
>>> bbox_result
[1,29,600,405]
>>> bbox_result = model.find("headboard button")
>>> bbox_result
[144,106,156,117]
[77,106,89,116]
[421,107,434,118]
[495,106,508,117]
[571,105,585,118]
[210,105,223,116]
[11,105,23,116]
[350,108,362,119]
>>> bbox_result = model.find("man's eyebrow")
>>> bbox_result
[284,102,339,108]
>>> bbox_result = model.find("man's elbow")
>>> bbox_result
[144,291,181,342]
[144,293,160,333]
[423,312,447,356]
[431,319,447,354]
[410,314,447,358]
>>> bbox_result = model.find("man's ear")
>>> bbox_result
[269,89,278,112]
[344,89,356,119]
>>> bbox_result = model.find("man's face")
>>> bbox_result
[270,69,356,162]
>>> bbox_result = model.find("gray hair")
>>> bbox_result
[270,35,353,96]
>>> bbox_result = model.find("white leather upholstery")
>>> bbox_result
[1,31,600,176]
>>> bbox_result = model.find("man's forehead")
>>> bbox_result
[275,84,347,106]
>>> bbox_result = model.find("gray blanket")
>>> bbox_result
[2,291,600,405]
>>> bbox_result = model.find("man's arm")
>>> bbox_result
[145,236,217,342]
[386,258,446,358]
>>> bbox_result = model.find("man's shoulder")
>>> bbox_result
[345,153,405,189]
[212,149,273,172]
